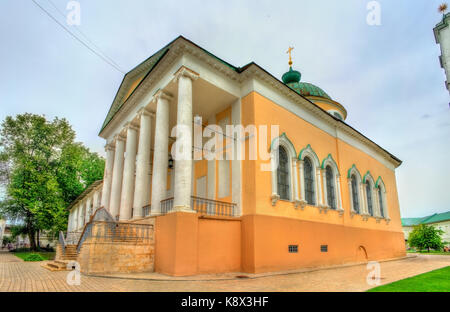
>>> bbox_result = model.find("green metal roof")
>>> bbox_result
[402,211,450,226]
[286,81,332,100]
[100,36,241,134]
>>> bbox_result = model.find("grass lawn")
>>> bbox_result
[14,251,55,261]
[368,266,450,292]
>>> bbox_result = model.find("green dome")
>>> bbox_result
[282,66,331,100]
[282,67,301,84]
[286,81,332,100]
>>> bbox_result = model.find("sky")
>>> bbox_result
[0,0,449,218]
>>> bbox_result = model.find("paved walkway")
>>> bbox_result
[0,251,448,292]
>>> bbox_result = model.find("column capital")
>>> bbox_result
[113,133,126,142]
[173,66,199,83]
[154,89,174,102]
[137,107,155,118]
[105,143,115,152]
[124,121,139,132]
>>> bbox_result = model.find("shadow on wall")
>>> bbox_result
[357,246,368,262]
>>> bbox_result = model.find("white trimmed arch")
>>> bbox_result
[298,144,322,206]
[321,154,343,212]
[375,176,389,220]
[270,133,298,206]
[363,171,376,217]
[347,164,363,215]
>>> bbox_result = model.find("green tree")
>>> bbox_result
[0,113,104,250]
[408,224,444,252]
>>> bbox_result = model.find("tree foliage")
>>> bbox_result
[0,113,104,250]
[408,224,444,252]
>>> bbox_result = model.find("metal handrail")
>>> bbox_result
[59,231,66,255]
[191,196,236,216]
[159,196,237,217]
[76,221,152,253]
[143,204,151,216]
[160,197,174,214]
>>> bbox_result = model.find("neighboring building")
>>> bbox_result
[402,211,450,247]
[433,12,450,95]
[66,36,405,276]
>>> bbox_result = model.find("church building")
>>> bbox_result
[64,36,405,276]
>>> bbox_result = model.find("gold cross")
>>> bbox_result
[286,47,294,66]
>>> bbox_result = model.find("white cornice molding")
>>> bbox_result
[100,38,401,169]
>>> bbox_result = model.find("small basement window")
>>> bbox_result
[288,245,298,253]
[320,245,328,252]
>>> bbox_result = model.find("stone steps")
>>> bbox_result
[41,260,71,271]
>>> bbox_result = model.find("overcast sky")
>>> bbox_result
[0,0,449,218]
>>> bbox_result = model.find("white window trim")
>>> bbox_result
[363,171,377,220]
[375,177,390,223]
[347,165,363,217]
[321,154,343,216]
[298,144,322,208]
[270,134,297,206]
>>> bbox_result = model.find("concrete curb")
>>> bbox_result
[84,255,416,282]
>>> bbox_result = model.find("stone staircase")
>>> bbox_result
[41,260,72,272]
[42,244,78,272]
[60,245,78,260]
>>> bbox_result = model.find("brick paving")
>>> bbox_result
[0,251,448,292]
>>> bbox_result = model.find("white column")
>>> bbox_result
[348,180,354,212]
[109,134,126,220]
[322,169,329,207]
[336,175,343,212]
[68,211,73,232]
[78,202,85,230]
[374,187,381,217]
[360,182,368,215]
[292,158,300,207]
[316,168,324,207]
[172,67,198,212]
[151,90,172,215]
[270,152,279,205]
[73,206,79,231]
[101,144,115,210]
[133,108,153,218]
[120,123,139,220]
[299,160,306,201]
[92,190,100,212]
[85,197,92,224]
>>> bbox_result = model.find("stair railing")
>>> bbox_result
[59,231,66,255]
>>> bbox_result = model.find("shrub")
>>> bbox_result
[23,253,45,262]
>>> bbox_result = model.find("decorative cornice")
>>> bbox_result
[136,107,155,118]
[113,133,126,142]
[105,143,115,151]
[154,89,174,102]
[99,37,402,169]
[173,66,199,82]
[123,122,139,132]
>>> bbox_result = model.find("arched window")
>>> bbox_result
[325,165,336,209]
[351,174,360,213]
[304,157,315,205]
[378,188,384,218]
[366,181,373,216]
[376,177,388,219]
[277,146,290,200]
